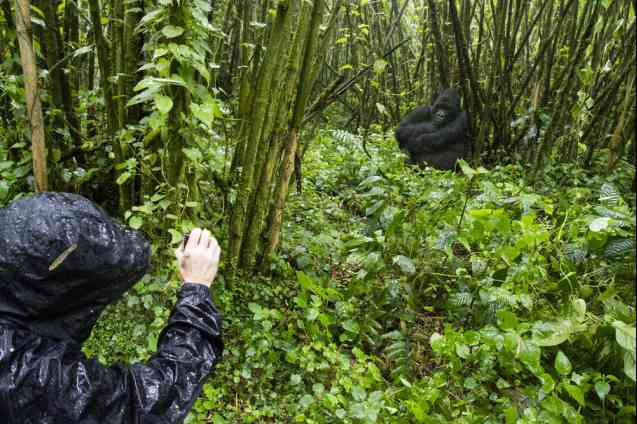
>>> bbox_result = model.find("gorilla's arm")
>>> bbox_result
[406,112,467,154]
[395,122,437,150]
[395,107,437,150]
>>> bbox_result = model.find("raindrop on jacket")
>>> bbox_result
[0,193,223,423]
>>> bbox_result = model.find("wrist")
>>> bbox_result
[183,280,211,287]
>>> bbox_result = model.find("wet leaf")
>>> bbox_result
[162,25,184,39]
[49,244,78,271]
[555,351,572,376]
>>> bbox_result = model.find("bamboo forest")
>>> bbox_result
[0,0,635,423]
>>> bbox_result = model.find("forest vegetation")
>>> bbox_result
[1,0,635,422]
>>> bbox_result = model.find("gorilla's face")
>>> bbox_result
[432,88,461,128]
[433,109,447,126]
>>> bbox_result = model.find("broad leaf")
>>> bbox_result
[555,351,572,376]
[162,25,184,39]
[154,95,173,114]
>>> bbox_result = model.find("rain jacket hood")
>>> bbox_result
[0,192,150,344]
[0,193,223,423]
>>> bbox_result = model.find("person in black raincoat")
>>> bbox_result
[0,192,223,423]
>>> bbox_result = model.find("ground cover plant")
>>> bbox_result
[78,130,635,423]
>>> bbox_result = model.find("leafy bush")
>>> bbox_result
[80,129,637,422]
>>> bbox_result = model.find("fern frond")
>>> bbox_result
[594,206,629,220]
[604,238,635,258]
[450,292,473,306]
[564,244,587,264]
[600,183,621,205]
[331,129,361,144]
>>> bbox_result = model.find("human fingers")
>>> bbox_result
[187,228,202,250]
[207,234,219,251]
[200,229,211,249]
[211,241,221,262]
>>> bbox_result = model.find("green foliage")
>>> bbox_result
[81,128,635,422]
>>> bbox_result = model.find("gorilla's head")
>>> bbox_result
[432,88,461,127]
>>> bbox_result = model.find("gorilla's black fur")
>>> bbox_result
[395,88,470,170]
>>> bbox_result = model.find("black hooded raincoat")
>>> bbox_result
[0,193,223,423]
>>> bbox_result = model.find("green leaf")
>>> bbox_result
[343,319,360,334]
[127,87,160,107]
[430,332,444,352]
[562,383,585,407]
[134,77,186,91]
[540,373,555,393]
[599,183,620,205]
[375,103,388,115]
[299,394,314,409]
[135,9,165,33]
[623,350,636,382]
[594,381,610,401]
[129,216,143,230]
[182,147,203,162]
[72,45,93,59]
[455,343,471,359]
[0,160,13,171]
[0,180,9,200]
[352,385,366,401]
[162,25,184,39]
[168,229,182,245]
[555,351,572,376]
[589,217,611,232]
[359,175,383,187]
[518,340,542,373]
[497,310,519,330]
[572,298,586,320]
[503,406,518,424]
[612,321,636,352]
[307,307,319,321]
[191,102,214,127]
[154,95,173,114]
[373,59,388,74]
[116,172,132,185]
[612,321,636,381]
[365,200,384,216]
[532,320,573,346]
[392,255,415,275]
[458,159,475,178]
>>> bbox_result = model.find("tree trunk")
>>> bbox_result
[241,0,314,270]
[227,0,297,271]
[15,0,48,191]
[261,0,327,269]
[88,0,129,210]
[41,0,83,157]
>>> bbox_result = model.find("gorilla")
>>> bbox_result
[395,88,470,170]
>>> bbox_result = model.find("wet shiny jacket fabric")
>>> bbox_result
[0,193,223,423]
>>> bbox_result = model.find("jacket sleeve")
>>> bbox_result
[9,283,223,423]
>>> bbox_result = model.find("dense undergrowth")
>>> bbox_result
[4,130,635,423]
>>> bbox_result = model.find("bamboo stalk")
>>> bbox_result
[15,0,48,191]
